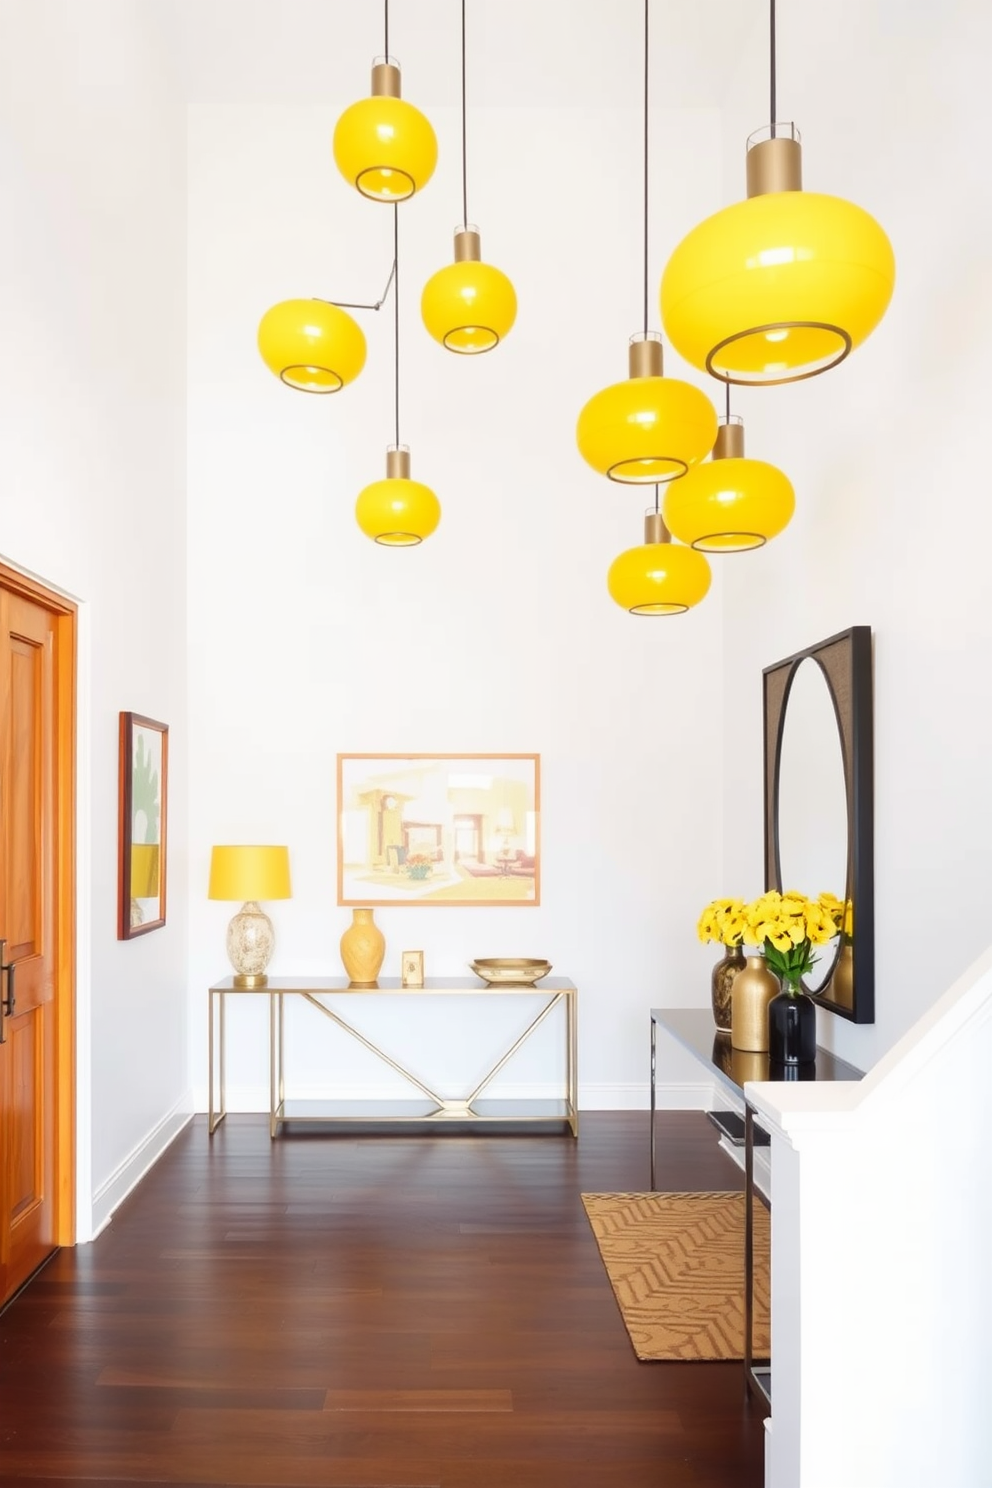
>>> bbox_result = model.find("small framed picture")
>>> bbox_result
[401,950,425,988]
[118,712,168,939]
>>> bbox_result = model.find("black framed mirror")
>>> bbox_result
[763,626,875,1023]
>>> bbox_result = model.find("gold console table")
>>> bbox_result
[208,975,578,1138]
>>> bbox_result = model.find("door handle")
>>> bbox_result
[0,937,14,1044]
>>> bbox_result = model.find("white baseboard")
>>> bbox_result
[87,1095,193,1241]
[195,1080,719,1113]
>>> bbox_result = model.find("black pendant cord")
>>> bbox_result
[642,0,649,337]
[461,0,469,229]
[725,378,731,422]
[384,0,389,59]
[393,203,400,448]
[653,482,660,515]
[769,0,776,136]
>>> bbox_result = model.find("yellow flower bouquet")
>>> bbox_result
[697,897,747,949]
[744,889,838,991]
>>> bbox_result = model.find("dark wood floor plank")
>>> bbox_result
[0,1112,764,1486]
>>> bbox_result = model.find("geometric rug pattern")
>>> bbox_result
[581,1191,770,1361]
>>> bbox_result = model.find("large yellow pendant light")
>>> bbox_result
[660,0,895,385]
[356,208,441,546]
[608,500,712,615]
[421,0,516,354]
[257,300,366,393]
[333,1,437,203]
[577,0,716,483]
[663,384,795,551]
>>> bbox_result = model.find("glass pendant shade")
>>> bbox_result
[663,416,795,552]
[608,511,712,615]
[333,59,438,202]
[356,446,441,546]
[577,334,718,484]
[421,227,516,354]
[257,299,367,393]
[660,128,895,385]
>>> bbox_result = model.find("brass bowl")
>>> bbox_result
[470,957,552,986]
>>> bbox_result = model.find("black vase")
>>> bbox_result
[768,987,816,1064]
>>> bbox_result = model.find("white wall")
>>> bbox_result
[715,0,992,1072]
[186,93,729,1111]
[0,0,189,1235]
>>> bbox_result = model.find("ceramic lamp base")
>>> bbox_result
[227,900,274,984]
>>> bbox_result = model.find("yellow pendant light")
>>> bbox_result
[608,506,712,615]
[660,1,894,385]
[421,2,516,354]
[422,228,516,353]
[356,445,441,546]
[663,385,795,551]
[257,299,367,393]
[356,208,440,546]
[333,4,436,204]
[577,0,716,483]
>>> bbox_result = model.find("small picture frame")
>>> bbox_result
[401,950,425,988]
[118,712,168,939]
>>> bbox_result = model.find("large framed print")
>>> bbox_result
[118,712,168,939]
[338,754,540,907]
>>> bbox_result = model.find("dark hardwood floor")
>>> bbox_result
[0,1112,766,1487]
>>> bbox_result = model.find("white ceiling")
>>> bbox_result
[163,0,763,109]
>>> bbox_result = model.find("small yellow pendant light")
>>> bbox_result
[355,209,440,546]
[257,299,367,394]
[333,2,437,203]
[608,502,712,615]
[421,0,516,354]
[660,0,895,385]
[663,384,795,551]
[577,0,716,483]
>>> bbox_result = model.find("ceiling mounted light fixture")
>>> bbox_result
[356,208,441,546]
[333,0,437,203]
[421,0,516,354]
[577,0,716,483]
[663,382,795,551]
[660,0,895,385]
[608,498,712,615]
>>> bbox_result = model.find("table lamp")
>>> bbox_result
[208,844,292,987]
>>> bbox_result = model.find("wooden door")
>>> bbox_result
[0,575,74,1305]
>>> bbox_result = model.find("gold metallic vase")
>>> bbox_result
[730,955,780,1052]
[711,944,746,1033]
[340,907,385,988]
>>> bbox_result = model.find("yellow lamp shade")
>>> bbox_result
[130,843,160,898]
[355,448,441,546]
[421,251,517,354]
[333,62,437,203]
[208,845,292,902]
[608,534,712,615]
[664,457,795,552]
[577,336,717,484]
[258,300,366,393]
[661,190,895,385]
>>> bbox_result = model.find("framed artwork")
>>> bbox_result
[401,950,425,988]
[337,754,540,907]
[118,712,168,939]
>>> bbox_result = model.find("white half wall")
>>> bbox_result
[0,0,190,1237]
[185,95,730,1111]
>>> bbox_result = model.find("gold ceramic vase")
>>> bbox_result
[340,907,385,988]
[711,943,746,1034]
[730,954,781,1052]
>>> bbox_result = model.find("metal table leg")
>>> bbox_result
[649,1013,657,1190]
[745,1100,771,1408]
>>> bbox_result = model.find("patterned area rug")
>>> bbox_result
[581,1191,770,1361]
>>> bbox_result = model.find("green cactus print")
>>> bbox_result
[132,733,160,845]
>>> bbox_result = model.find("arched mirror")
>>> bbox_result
[763,626,875,1022]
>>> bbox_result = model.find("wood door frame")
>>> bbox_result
[1,560,76,1247]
